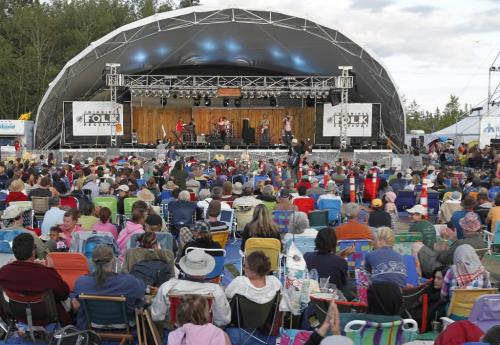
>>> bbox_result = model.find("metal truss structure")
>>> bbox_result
[107,74,353,99]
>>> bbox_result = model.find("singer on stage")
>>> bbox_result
[282,114,293,147]
[175,118,184,145]
[218,116,229,143]
[260,115,270,146]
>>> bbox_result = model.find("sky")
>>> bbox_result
[201,0,500,112]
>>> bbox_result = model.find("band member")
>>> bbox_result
[175,118,184,145]
[282,114,293,146]
[218,116,229,143]
[260,115,270,146]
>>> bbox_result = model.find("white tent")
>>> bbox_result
[428,115,480,144]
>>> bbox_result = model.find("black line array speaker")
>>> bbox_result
[243,127,255,144]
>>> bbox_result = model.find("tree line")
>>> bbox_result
[0,0,198,119]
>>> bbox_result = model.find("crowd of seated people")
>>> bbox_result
[0,148,496,345]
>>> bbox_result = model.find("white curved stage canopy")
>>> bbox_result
[35,5,404,148]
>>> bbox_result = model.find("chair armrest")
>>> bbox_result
[440,316,454,330]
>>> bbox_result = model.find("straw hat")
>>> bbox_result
[163,181,178,190]
[137,188,155,203]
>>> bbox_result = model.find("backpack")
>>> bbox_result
[130,259,172,287]
[49,325,101,345]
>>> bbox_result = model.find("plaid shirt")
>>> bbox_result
[178,226,193,251]
[441,268,491,299]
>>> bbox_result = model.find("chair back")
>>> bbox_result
[317,198,342,223]
[60,196,78,209]
[129,232,173,252]
[93,197,118,224]
[231,293,279,330]
[272,210,295,234]
[394,233,423,256]
[47,252,90,291]
[262,200,277,212]
[308,210,329,230]
[403,255,420,287]
[285,237,316,256]
[427,192,440,215]
[244,238,281,273]
[293,197,315,214]
[1,288,59,327]
[468,294,500,331]
[469,191,478,200]
[161,190,173,201]
[79,294,129,329]
[234,205,255,231]
[401,282,433,333]
[253,175,269,188]
[211,231,229,248]
[123,197,138,217]
[136,179,146,188]
[337,240,372,272]
[447,288,498,318]
[0,229,29,254]
[219,209,235,231]
[168,294,214,326]
[31,197,50,215]
[344,319,418,345]
[395,191,417,212]
[185,247,226,282]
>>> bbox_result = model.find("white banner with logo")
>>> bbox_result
[72,101,123,137]
[0,120,25,135]
[480,116,500,148]
[323,103,372,137]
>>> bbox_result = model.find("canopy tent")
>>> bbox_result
[35,5,405,149]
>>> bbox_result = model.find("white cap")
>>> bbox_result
[406,204,426,215]
[116,185,130,192]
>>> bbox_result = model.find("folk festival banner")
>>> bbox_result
[323,103,373,137]
[72,101,123,136]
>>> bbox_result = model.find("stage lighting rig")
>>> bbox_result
[223,98,230,107]
[204,96,211,106]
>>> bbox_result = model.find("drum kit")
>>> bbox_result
[211,121,233,139]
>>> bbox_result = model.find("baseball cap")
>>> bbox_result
[406,204,426,215]
[116,185,129,192]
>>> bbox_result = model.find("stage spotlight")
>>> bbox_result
[193,97,201,106]
[160,96,167,106]
[305,96,315,107]
[172,93,177,99]
[269,96,277,107]
[234,98,241,107]
[204,96,211,106]
[223,98,230,107]
[328,88,340,106]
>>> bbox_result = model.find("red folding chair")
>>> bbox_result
[47,252,90,291]
[293,197,315,214]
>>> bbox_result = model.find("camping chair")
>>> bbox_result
[185,247,226,283]
[128,232,173,252]
[211,231,230,248]
[403,255,421,287]
[446,288,498,320]
[59,195,78,209]
[401,281,433,333]
[0,229,28,267]
[230,293,280,345]
[31,197,49,223]
[123,197,138,218]
[344,319,418,345]
[293,197,315,214]
[394,233,423,256]
[337,240,372,275]
[240,238,281,276]
[310,297,368,324]
[317,198,342,224]
[93,197,118,225]
[168,294,214,327]
[308,210,329,230]
[235,205,255,232]
[285,237,316,256]
[160,190,173,201]
[22,209,34,228]
[0,288,60,343]
[441,293,500,331]
[427,192,440,215]
[272,210,295,234]
[78,294,134,345]
[219,209,236,236]
[395,191,417,212]
[261,200,277,212]
[47,252,90,291]
[253,175,269,188]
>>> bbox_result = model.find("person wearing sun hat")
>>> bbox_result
[450,195,478,239]
[407,204,437,249]
[367,198,392,228]
[438,191,463,223]
[151,248,231,326]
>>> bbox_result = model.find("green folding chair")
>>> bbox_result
[123,197,138,218]
[93,197,118,224]
[344,319,418,345]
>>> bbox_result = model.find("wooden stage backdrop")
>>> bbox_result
[132,106,316,144]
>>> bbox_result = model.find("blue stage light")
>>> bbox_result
[200,39,217,52]
[156,45,169,56]
[270,47,284,59]
[225,40,240,52]
[132,50,148,63]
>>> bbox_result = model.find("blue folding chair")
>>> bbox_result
[161,190,173,201]
[272,210,295,234]
[403,255,420,287]
[128,232,173,252]
[253,175,269,188]
[136,179,146,188]
[428,192,440,215]
[219,209,235,233]
[317,199,342,224]
[185,247,226,283]
[395,191,417,212]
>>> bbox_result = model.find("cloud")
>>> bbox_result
[403,5,438,15]
[454,9,500,33]
[349,0,394,12]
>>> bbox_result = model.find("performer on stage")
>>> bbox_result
[218,116,229,143]
[282,114,293,146]
[260,115,270,146]
[175,118,184,145]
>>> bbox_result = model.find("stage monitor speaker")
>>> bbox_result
[243,127,255,144]
[243,118,250,130]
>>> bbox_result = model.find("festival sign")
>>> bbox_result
[72,101,123,137]
[480,116,500,148]
[323,103,373,137]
